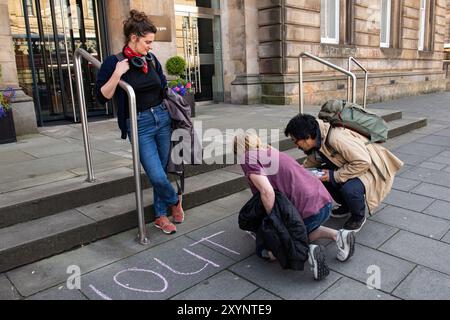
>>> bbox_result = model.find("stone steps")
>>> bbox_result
[0,109,427,272]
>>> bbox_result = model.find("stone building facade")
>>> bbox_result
[239,0,448,106]
[0,0,448,136]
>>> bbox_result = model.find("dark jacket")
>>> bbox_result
[95,53,167,139]
[164,88,203,176]
[239,191,309,270]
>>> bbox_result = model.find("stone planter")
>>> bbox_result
[183,92,196,118]
[0,109,17,144]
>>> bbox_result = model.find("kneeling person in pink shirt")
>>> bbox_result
[234,133,356,281]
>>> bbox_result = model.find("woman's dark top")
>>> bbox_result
[95,53,167,139]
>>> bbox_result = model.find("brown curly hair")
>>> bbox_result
[123,10,157,45]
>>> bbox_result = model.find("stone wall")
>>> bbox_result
[256,0,447,106]
[1,0,37,136]
[105,0,177,73]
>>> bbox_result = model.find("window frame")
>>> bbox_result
[380,0,392,48]
[321,0,340,45]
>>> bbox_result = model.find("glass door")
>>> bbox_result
[11,0,107,124]
[175,4,224,102]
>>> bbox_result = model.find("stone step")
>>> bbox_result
[387,117,428,139]
[0,109,417,229]
[0,167,249,273]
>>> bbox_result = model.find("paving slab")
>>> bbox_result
[355,220,399,249]
[400,167,450,188]
[392,143,445,158]
[431,127,450,137]
[379,231,450,276]
[244,289,282,300]
[0,150,36,166]
[428,154,450,166]
[22,143,85,159]
[212,189,253,213]
[185,214,255,261]
[423,200,450,221]
[382,189,434,212]
[441,231,450,244]
[391,177,421,192]
[412,183,450,202]
[324,243,415,293]
[6,228,153,297]
[0,274,21,300]
[80,236,235,300]
[417,161,447,171]
[0,171,77,194]
[390,152,430,166]
[316,277,397,300]
[229,255,341,300]
[392,266,450,300]
[415,134,450,148]
[0,150,124,185]
[27,285,87,300]
[171,270,258,300]
[371,206,450,239]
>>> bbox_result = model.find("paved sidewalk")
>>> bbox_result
[1,92,450,300]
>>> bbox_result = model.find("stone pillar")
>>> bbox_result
[105,0,177,72]
[0,0,37,136]
[226,0,261,104]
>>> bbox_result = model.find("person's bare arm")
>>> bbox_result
[249,174,275,214]
[100,59,130,99]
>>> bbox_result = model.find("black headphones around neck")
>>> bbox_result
[130,53,155,69]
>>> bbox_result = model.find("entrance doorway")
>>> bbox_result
[10,0,108,124]
[175,3,224,103]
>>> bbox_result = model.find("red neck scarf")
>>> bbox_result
[123,46,148,74]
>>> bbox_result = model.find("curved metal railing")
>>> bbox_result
[298,52,357,114]
[74,48,149,245]
[348,57,369,109]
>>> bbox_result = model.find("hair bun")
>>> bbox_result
[130,10,146,22]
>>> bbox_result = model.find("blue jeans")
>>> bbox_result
[127,104,178,217]
[303,202,332,234]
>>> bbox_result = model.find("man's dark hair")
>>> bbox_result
[284,114,319,140]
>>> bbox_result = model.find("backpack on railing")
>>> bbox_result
[318,99,388,144]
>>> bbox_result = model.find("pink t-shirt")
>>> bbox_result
[240,148,332,220]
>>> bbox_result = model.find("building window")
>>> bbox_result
[418,0,427,51]
[321,0,340,44]
[380,0,391,48]
[87,1,94,18]
[418,0,436,51]
[25,0,34,16]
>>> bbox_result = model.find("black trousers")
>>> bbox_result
[322,178,366,220]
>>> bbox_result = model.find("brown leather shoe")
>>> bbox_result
[171,195,185,224]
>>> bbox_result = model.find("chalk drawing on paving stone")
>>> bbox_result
[88,231,240,300]
[114,268,169,293]
[189,231,241,255]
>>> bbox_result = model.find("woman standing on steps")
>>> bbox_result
[95,10,184,235]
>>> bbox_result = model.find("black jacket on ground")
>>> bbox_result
[239,191,309,270]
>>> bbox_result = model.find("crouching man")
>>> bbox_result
[285,114,404,232]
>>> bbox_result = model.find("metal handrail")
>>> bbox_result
[298,52,357,114]
[74,48,149,245]
[348,57,368,109]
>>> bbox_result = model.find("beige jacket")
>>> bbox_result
[304,120,404,214]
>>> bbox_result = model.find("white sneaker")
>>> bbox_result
[308,245,329,281]
[336,229,355,262]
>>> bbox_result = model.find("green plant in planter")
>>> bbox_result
[166,56,187,78]
[166,56,193,97]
